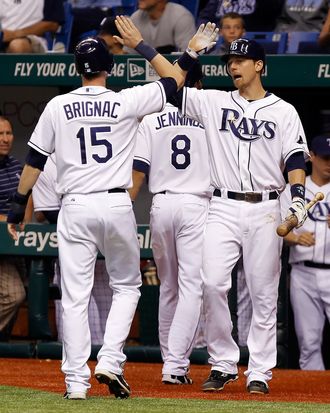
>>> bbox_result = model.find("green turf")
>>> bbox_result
[1,386,329,413]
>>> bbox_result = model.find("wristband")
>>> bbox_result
[290,183,305,200]
[186,47,199,59]
[176,51,197,72]
[135,40,158,62]
[6,190,31,224]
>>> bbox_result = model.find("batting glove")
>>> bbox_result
[186,22,219,58]
[6,191,30,224]
[286,197,307,228]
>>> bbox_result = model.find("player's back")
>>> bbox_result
[29,83,165,195]
[135,104,211,196]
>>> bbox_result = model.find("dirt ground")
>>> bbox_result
[0,358,329,403]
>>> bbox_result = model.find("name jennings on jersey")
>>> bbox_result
[63,100,121,121]
[155,110,204,130]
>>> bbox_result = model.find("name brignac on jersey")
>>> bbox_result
[155,110,204,130]
[219,108,276,141]
[63,100,121,120]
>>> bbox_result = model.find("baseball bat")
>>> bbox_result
[276,192,324,237]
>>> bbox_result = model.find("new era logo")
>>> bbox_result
[129,63,144,78]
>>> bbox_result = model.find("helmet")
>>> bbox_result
[185,60,203,87]
[222,38,266,68]
[74,37,114,75]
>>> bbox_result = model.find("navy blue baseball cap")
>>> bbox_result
[310,133,330,156]
[222,38,266,67]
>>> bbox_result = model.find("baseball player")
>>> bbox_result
[173,38,309,394]
[6,16,218,400]
[280,133,330,370]
[130,61,211,385]
[32,155,113,346]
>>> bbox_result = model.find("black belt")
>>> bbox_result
[304,261,330,269]
[213,189,278,203]
[108,188,126,193]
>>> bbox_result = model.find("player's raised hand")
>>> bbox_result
[114,15,143,49]
[187,22,219,57]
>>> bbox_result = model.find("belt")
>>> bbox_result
[108,188,126,193]
[304,261,330,269]
[213,189,278,203]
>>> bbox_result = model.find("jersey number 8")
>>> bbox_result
[171,135,191,170]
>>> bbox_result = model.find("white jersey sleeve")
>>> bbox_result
[278,103,309,163]
[120,81,167,119]
[29,102,55,156]
[182,87,217,125]
[33,155,60,211]
[134,121,151,170]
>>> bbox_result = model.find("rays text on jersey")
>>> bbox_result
[219,108,276,141]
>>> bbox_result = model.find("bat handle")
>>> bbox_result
[276,215,298,237]
[276,191,325,237]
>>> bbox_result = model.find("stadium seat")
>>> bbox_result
[244,32,288,54]
[45,1,73,52]
[286,31,319,54]
[169,0,200,18]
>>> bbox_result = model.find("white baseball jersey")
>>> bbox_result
[32,154,60,212]
[28,83,166,194]
[182,88,309,193]
[281,176,330,264]
[134,103,211,195]
[280,176,330,370]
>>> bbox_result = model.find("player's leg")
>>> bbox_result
[236,261,252,347]
[53,260,63,342]
[57,196,98,397]
[202,197,241,391]
[150,194,179,365]
[162,194,208,380]
[319,267,330,339]
[290,265,325,370]
[95,192,141,398]
[242,200,281,392]
[88,260,113,345]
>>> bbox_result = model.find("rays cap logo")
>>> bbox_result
[222,38,266,69]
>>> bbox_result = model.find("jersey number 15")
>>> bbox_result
[76,126,112,164]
